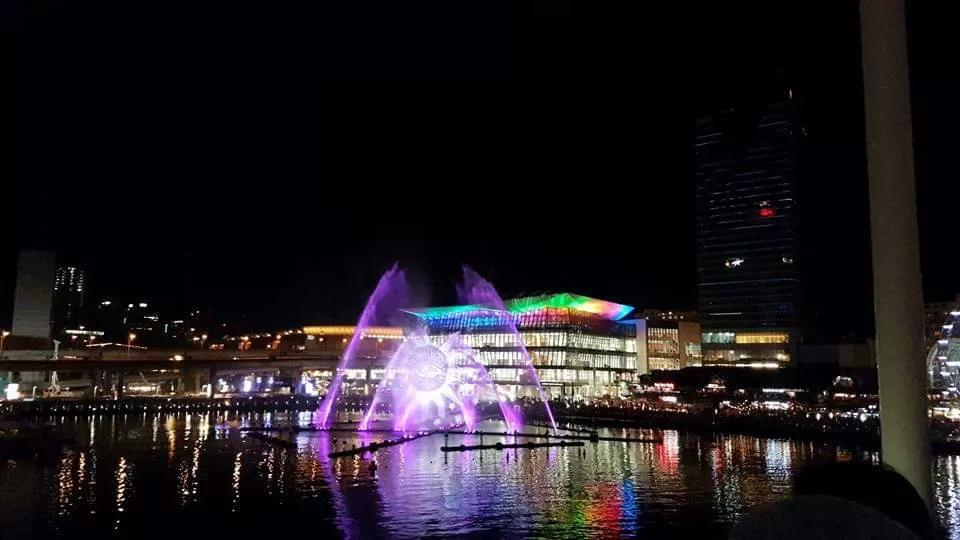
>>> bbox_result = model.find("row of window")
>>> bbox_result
[438,331,636,353]
[702,331,790,344]
[702,349,791,363]
[648,356,681,371]
[462,349,635,370]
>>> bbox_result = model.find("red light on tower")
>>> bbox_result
[759,207,776,218]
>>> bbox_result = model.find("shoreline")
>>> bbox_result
[0,395,320,416]
[5,396,960,455]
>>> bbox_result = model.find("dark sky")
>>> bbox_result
[5,1,958,338]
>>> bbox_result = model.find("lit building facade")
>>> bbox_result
[52,266,86,336]
[405,293,637,398]
[695,96,801,367]
[646,324,680,371]
[629,317,702,373]
[926,306,960,391]
[678,321,703,368]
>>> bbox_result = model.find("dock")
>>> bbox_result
[246,431,298,448]
[441,440,585,452]
[327,430,441,458]
[444,430,661,444]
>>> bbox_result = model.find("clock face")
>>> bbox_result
[406,344,448,392]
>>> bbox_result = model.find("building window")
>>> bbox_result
[735,332,790,344]
[702,332,736,344]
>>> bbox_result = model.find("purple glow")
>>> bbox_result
[360,333,519,433]
[318,264,409,428]
[458,266,558,432]
[347,264,540,433]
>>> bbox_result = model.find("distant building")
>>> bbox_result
[646,322,680,371]
[637,309,697,322]
[926,303,960,390]
[123,302,161,345]
[631,314,702,372]
[11,250,56,338]
[678,321,703,368]
[695,94,802,367]
[925,299,959,342]
[51,266,86,336]
[89,299,120,338]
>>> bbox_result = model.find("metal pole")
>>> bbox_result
[860,0,932,508]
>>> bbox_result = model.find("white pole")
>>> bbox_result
[860,0,932,508]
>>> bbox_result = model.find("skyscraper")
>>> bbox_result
[51,265,86,335]
[11,250,57,338]
[695,95,801,367]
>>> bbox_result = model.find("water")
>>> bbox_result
[3,413,959,539]
[458,265,558,431]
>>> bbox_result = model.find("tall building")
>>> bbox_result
[695,95,801,367]
[11,250,57,338]
[51,266,86,335]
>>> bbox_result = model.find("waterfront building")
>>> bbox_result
[629,315,702,373]
[678,321,703,368]
[404,293,636,398]
[51,266,86,336]
[695,94,802,367]
[927,307,960,391]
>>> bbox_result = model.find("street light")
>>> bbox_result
[127,333,136,360]
[0,330,9,360]
[201,334,207,351]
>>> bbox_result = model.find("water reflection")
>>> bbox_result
[114,456,131,533]
[936,455,960,536]
[2,414,959,538]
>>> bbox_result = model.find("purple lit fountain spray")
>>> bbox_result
[360,332,521,432]
[457,266,558,432]
[317,264,410,428]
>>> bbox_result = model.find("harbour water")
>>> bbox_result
[2,412,958,539]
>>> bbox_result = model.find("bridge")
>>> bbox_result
[0,349,350,372]
[0,347,383,398]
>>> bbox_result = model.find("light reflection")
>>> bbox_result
[25,414,960,537]
[231,452,242,512]
[166,416,177,463]
[115,456,131,532]
[57,454,75,517]
[935,455,960,535]
[764,439,792,480]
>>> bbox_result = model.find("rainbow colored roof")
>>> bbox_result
[404,293,633,322]
[505,293,634,321]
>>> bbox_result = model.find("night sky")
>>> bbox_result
[6,1,958,338]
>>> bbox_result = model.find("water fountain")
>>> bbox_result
[317,264,410,428]
[322,263,557,434]
[457,266,558,432]
[360,332,522,432]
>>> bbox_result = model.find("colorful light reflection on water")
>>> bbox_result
[1,413,959,538]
